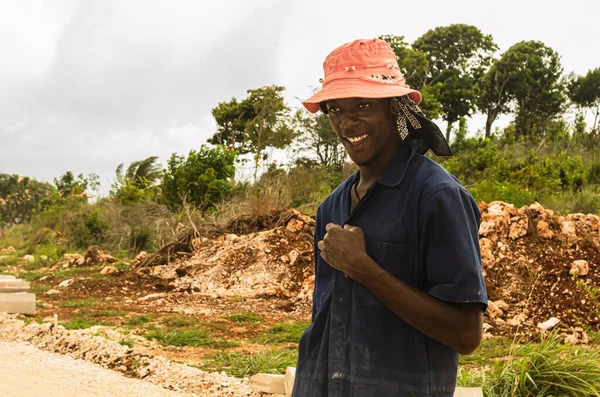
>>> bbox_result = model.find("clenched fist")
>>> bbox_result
[317,223,382,282]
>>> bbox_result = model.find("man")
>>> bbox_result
[293,38,488,396]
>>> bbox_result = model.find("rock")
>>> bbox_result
[479,238,495,268]
[482,323,493,332]
[38,275,52,282]
[569,260,589,276]
[486,301,503,320]
[536,221,554,239]
[286,219,304,233]
[100,266,119,275]
[537,317,560,331]
[0,246,16,254]
[560,220,577,238]
[136,293,167,302]
[58,279,75,288]
[45,289,61,295]
[509,217,528,240]
[493,300,509,311]
[23,255,35,263]
[564,327,589,344]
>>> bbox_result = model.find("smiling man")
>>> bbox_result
[293,39,488,397]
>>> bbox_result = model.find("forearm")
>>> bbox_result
[358,258,483,355]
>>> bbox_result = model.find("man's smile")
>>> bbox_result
[346,133,370,146]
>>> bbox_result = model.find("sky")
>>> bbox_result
[1,0,599,193]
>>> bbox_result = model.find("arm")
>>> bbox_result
[356,255,483,355]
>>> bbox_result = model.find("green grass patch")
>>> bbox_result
[118,336,136,348]
[198,347,298,378]
[122,314,154,327]
[30,284,51,295]
[143,327,238,348]
[225,313,263,323]
[255,321,310,344]
[59,298,101,309]
[459,337,515,366]
[0,256,20,266]
[62,317,113,330]
[88,310,126,318]
[161,316,199,328]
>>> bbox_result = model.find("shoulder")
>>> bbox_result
[410,154,470,202]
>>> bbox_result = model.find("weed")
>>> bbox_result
[59,298,101,309]
[118,336,136,348]
[62,318,112,330]
[255,321,310,344]
[122,315,154,327]
[143,327,238,348]
[161,316,198,328]
[225,313,263,323]
[198,347,297,378]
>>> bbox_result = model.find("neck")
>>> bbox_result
[358,141,402,187]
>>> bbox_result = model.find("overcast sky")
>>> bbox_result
[1,0,599,192]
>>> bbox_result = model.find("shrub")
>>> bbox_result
[469,181,535,207]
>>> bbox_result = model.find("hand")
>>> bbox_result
[317,223,382,282]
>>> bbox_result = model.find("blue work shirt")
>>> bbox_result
[293,143,488,397]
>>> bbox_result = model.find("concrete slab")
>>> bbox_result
[0,280,30,293]
[455,387,483,397]
[0,293,36,314]
[284,367,296,396]
[0,275,17,280]
[249,373,285,394]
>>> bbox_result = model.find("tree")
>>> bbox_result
[475,58,514,138]
[112,156,163,204]
[568,68,600,133]
[209,86,296,181]
[412,24,498,140]
[53,171,99,198]
[161,145,236,213]
[379,34,441,119]
[0,174,54,225]
[293,109,346,171]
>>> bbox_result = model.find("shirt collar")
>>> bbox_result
[376,143,416,187]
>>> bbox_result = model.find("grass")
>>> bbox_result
[457,333,600,396]
[122,314,154,327]
[225,313,263,323]
[161,315,199,328]
[118,336,136,348]
[198,347,298,378]
[143,327,238,348]
[254,321,310,344]
[459,337,515,366]
[59,298,101,309]
[88,310,126,318]
[62,317,114,330]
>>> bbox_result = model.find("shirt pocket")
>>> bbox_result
[355,240,414,308]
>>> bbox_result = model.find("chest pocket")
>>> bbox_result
[355,240,414,307]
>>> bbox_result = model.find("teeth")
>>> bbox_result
[347,134,369,143]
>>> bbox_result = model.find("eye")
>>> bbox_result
[358,103,371,110]
[328,106,340,114]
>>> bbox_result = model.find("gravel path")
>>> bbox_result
[0,341,197,397]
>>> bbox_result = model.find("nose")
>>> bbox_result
[340,114,360,130]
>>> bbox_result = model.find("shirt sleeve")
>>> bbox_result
[419,185,488,310]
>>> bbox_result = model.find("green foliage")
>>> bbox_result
[118,336,136,348]
[53,171,98,198]
[143,327,237,348]
[469,181,535,209]
[112,157,162,205]
[0,174,55,224]
[122,315,154,327]
[161,145,236,212]
[293,109,345,171]
[481,334,600,396]
[198,348,297,378]
[255,321,310,344]
[225,313,263,323]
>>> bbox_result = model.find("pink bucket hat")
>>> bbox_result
[303,38,422,113]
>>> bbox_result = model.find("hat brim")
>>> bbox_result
[303,79,422,114]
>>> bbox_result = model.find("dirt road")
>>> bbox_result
[0,341,196,397]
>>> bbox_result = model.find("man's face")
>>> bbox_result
[325,97,398,166]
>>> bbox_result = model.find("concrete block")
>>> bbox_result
[0,275,16,280]
[0,292,36,314]
[455,387,483,397]
[0,280,30,293]
[284,367,296,396]
[249,373,285,394]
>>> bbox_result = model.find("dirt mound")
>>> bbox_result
[144,210,315,304]
[141,202,599,339]
[479,201,599,339]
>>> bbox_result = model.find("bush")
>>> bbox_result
[469,181,535,207]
